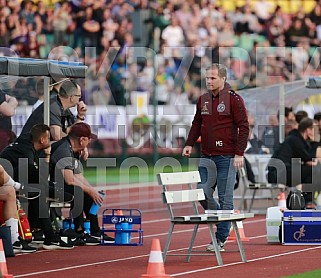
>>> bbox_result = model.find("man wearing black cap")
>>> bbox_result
[50,122,114,244]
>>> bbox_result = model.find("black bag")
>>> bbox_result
[0,226,15,257]
[286,190,306,210]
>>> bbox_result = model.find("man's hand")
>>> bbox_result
[89,188,104,205]
[77,101,87,118]
[81,147,89,161]
[182,146,193,157]
[233,155,244,169]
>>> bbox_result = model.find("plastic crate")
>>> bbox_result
[101,208,143,246]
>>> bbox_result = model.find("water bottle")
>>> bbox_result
[84,220,91,234]
[121,222,131,244]
[89,191,105,215]
[114,210,123,244]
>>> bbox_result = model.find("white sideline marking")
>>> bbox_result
[14,218,266,277]
[15,234,316,278]
[171,246,321,277]
[14,236,267,277]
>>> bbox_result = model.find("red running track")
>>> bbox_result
[6,185,321,278]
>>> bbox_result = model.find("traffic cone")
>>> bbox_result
[228,221,249,242]
[0,239,13,278]
[141,238,171,278]
[115,210,123,216]
[278,192,287,208]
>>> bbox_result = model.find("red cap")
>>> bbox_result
[69,122,97,139]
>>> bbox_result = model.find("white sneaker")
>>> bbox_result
[206,240,225,252]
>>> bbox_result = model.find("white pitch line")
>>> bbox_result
[171,245,321,276]
[13,235,265,277]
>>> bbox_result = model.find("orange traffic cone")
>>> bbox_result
[115,210,123,216]
[228,221,249,242]
[141,239,171,278]
[0,239,13,278]
[278,192,287,208]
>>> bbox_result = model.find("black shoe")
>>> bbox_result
[91,231,114,243]
[17,184,41,200]
[43,237,74,250]
[70,236,86,246]
[13,237,37,253]
[81,233,100,246]
[32,230,45,243]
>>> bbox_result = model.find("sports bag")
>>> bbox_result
[286,190,305,210]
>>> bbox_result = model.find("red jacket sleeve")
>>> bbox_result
[185,98,202,147]
[232,95,250,156]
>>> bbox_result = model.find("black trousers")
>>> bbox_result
[64,184,100,233]
[27,182,74,239]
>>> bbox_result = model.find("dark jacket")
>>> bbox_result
[269,129,313,168]
[185,83,249,156]
[267,129,314,186]
[0,133,46,183]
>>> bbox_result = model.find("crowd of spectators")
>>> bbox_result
[1,0,321,107]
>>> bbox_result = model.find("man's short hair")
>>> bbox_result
[298,118,313,133]
[206,63,227,78]
[58,80,79,98]
[30,124,50,142]
[314,112,321,121]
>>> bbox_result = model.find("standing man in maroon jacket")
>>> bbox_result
[182,63,249,252]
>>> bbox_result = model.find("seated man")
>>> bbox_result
[0,165,36,253]
[267,118,320,205]
[0,124,74,250]
[50,122,114,243]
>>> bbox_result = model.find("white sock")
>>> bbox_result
[3,176,21,190]
[5,218,19,244]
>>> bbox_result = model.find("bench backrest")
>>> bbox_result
[157,171,202,218]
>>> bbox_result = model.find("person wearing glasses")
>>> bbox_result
[49,122,114,244]
[20,80,87,142]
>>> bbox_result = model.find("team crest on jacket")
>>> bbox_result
[217,102,225,112]
[201,101,209,115]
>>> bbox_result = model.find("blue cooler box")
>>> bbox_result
[282,210,321,245]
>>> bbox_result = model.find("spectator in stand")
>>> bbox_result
[52,1,71,46]
[0,91,18,152]
[313,112,321,142]
[0,165,37,253]
[261,107,296,153]
[295,110,308,124]
[246,113,269,154]
[161,15,184,48]
[32,79,45,111]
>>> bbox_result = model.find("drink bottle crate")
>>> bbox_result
[101,208,143,246]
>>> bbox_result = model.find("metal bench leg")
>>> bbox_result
[239,179,248,211]
[163,222,174,262]
[232,221,247,262]
[208,223,223,266]
[186,224,199,262]
[271,188,276,205]
[249,189,257,212]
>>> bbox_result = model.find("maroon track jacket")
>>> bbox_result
[185,83,249,156]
